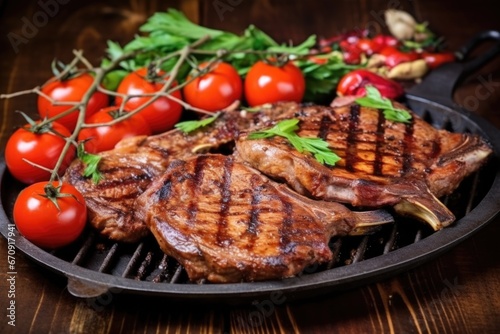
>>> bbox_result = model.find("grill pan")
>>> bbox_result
[1,31,500,303]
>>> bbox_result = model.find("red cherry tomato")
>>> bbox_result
[183,61,242,112]
[38,73,109,132]
[78,106,152,153]
[5,121,75,184]
[115,67,183,134]
[337,69,404,99]
[422,52,456,69]
[244,60,305,107]
[380,46,420,68]
[13,181,87,249]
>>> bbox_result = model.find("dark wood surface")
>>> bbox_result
[1,1,500,333]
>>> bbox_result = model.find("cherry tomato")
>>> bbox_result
[318,29,368,48]
[38,73,109,132]
[380,46,420,68]
[115,67,183,134]
[244,61,305,107]
[78,106,152,153]
[337,69,404,99]
[5,121,75,184]
[13,181,87,249]
[183,61,242,112]
[422,52,455,69]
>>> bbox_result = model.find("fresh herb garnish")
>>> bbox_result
[175,113,220,133]
[248,119,341,166]
[101,9,354,102]
[295,52,362,102]
[355,86,412,123]
[77,143,102,184]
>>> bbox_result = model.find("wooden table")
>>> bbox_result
[1,1,499,333]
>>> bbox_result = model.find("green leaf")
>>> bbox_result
[286,133,304,152]
[247,131,274,140]
[106,40,125,60]
[140,9,228,40]
[174,113,220,133]
[101,69,129,91]
[103,40,136,71]
[297,53,362,102]
[355,86,412,123]
[244,25,279,49]
[268,34,317,55]
[383,109,412,123]
[355,96,392,110]
[248,119,341,166]
[124,35,188,52]
[248,119,300,140]
[77,144,102,184]
[276,118,300,133]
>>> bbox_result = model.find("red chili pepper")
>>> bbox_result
[380,46,420,68]
[318,29,368,48]
[356,38,383,56]
[339,40,362,64]
[337,69,404,99]
[372,34,399,48]
[421,52,456,69]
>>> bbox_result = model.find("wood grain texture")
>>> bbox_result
[1,1,500,333]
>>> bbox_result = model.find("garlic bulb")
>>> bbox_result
[385,9,417,41]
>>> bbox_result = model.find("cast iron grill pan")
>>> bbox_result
[1,31,499,302]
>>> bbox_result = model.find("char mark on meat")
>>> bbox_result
[63,103,301,242]
[235,102,493,230]
[135,154,394,283]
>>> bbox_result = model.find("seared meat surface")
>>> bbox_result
[63,103,300,242]
[64,150,164,242]
[135,154,393,283]
[236,103,493,230]
[64,99,492,246]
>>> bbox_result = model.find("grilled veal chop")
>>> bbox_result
[63,103,301,242]
[134,154,394,283]
[236,102,493,230]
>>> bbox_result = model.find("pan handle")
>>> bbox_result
[407,30,500,108]
[455,30,500,75]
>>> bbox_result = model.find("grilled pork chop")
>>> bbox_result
[134,154,394,283]
[236,103,493,230]
[63,103,301,242]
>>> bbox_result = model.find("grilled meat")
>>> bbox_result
[63,104,300,242]
[135,154,394,283]
[236,103,493,230]
[63,149,164,242]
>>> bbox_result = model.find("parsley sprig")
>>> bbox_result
[248,119,341,166]
[355,86,412,123]
[174,113,220,133]
[77,143,102,184]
